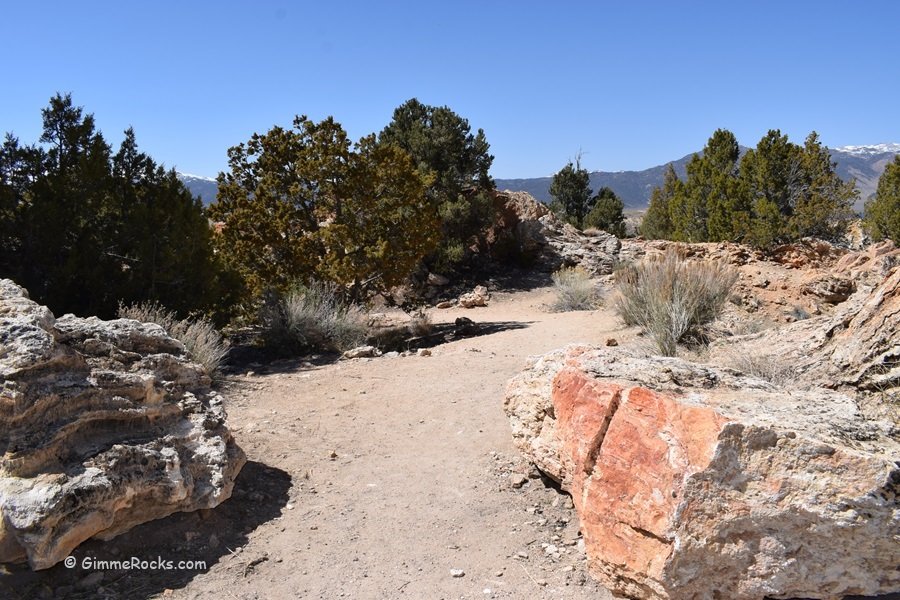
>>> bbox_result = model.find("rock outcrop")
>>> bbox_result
[504,345,899,599]
[0,280,245,570]
[489,191,622,275]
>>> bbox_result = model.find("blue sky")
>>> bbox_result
[4,1,898,178]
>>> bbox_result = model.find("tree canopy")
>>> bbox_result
[642,128,856,247]
[549,158,593,228]
[583,186,626,236]
[0,94,228,319]
[864,155,900,244]
[209,115,439,303]
[378,98,495,271]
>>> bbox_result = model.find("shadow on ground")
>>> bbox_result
[0,460,291,600]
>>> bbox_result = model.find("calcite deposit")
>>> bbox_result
[0,280,245,569]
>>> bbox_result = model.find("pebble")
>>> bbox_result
[509,474,528,489]
[536,578,548,587]
[516,551,529,559]
[545,544,559,555]
[417,348,432,357]
[450,568,465,578]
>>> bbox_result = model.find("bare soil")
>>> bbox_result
[3,287,630,600]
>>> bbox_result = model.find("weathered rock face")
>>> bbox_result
[489,191,622,275]
[505,345,899,599]
[0,280,245,570]
[715,263,900,397]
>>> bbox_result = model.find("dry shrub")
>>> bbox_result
[719,348,795,386]
[613,249,737,356]
[260,282,368,353]
[407,308,433,337]
[551,266,601,312]
[118,302,229,378]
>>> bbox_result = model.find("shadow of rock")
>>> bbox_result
[0,460,291,599]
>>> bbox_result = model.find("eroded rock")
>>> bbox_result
[0,280,245,570]
[504,345,899,599]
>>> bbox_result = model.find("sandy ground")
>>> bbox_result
[3,287,632,600]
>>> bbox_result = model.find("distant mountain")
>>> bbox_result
[495,143,900,211]
[177,173,218,205]
[177,143,899,211]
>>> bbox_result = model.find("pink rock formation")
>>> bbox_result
[505,346,899,599]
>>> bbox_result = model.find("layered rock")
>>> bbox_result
[0,280,245,570]
[505,345,899,599]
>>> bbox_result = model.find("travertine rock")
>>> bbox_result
[490,191,622,275]
[505,345,899,600]
[459,285,490,308]
[717,265,900,396]
[0,280,245,570]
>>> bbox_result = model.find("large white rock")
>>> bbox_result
[0,280,245,570]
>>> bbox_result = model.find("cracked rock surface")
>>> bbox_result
[504,343,899,600]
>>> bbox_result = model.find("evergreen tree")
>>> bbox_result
[864,155,900,244]
[549,158,593,228]
[0,94,226,319]
[583,186,626,237]
[210,116,439,303]
[641,164,681,239]
[670,129,742,242]
[790,132,856,241]
[378,99,494,271]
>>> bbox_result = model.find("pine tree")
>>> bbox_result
[210,116,439,303]
[583,186,626,237]
[378,99,494,271]
[549,158,593,228]
[864,155,900,244]
[641,164,680,239]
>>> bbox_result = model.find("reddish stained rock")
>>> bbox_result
[505,345,900,600]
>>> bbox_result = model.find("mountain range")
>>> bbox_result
[177,143,899,211]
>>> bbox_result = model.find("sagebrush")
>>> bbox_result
[551,267,601,311]
[613,250,737,356]
[260,282,368,353]
[118,302,229,377]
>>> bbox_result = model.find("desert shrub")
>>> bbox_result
[613,250,737,356]
[407,308,433,337]
[719,348,794,385]
[260,282,368,354]
[551,267,601,312]
[118,302,229,377]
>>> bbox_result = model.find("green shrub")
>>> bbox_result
[613,250,737,356]
[260,282,368,354]
[118,302,229,378]
[551,267,601,312]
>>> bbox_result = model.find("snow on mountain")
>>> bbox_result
[833,143,900,156]
[176,172,219,204]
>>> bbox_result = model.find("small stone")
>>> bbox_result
[329,450,338,460]
[417,348,432,357]
[536,578,548,587]
[605,338,618,347]
[483,588,492,596]
[436,300,456,309]
[450,568,465,578]
[494,570,504,577]
[516,551,529,559]
[509,474,528,489]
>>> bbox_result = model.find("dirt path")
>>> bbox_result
[4,288,630,600]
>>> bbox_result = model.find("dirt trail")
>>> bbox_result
[3,288,627,600]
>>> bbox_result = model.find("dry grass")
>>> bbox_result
[407,308,433,337]
[260,282,368,354]
[550,267,601,312]
[613,249,737,356]
[118,302,229,378]
[718,348,795,385]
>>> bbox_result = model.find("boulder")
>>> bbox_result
[504,345,899,600]
[0,280,245,570]
[458,285,490,308]
[490,191,622,275]
[342,345,382,359]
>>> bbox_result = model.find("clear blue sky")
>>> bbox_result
[4,1,898,179]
